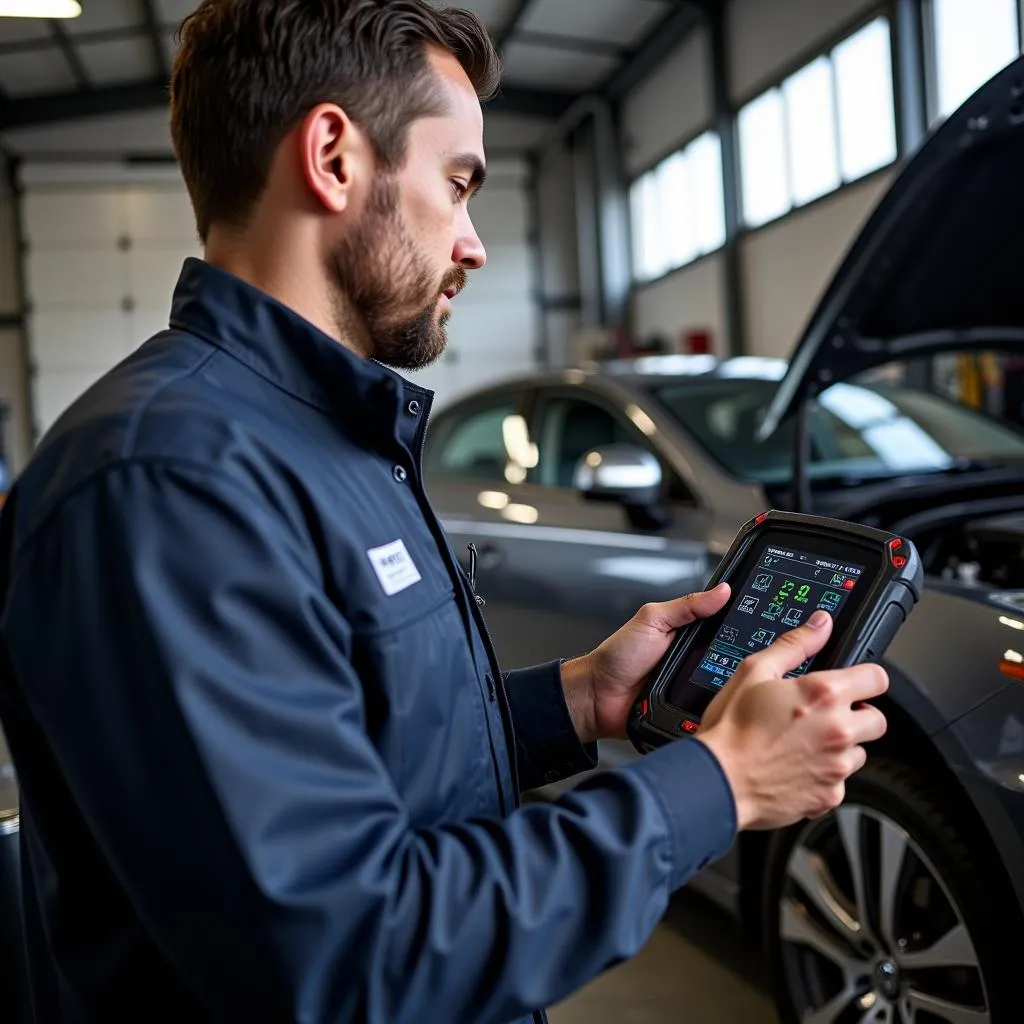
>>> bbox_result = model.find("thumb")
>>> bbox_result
[743,609,833,677]
[640,582,731,632]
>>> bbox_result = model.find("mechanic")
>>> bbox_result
[0,2,889,1022]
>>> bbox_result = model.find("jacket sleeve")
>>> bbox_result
[502,662,599,791]
[3,460,738,1024]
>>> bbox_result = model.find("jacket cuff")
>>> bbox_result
[622,737,738,891]
[503,661,598,792]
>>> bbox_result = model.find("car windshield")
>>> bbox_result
[646,378,1024,484]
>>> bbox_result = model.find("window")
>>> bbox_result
[534,396,637,488]
[833,17,897,181]
[738,90,789,228]
[646,376,1024,485]
[629,171,665,281]
[785,58,841,206]
[929,0,1020,121]
[424,398,522,483]
[629,131,725,283]
[738,16,897,228]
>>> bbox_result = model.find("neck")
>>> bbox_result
[203,224,370,358]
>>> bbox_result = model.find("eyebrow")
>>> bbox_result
[448,152,487,194]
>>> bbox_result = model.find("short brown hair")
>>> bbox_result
[169,1,501,242]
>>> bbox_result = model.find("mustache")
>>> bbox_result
[442,267,467,296]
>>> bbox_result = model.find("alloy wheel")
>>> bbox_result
[778,803,990,1023]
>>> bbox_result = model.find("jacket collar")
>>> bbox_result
[168,257,434,453]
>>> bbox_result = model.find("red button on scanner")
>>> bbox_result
[889,538,903,551]
[680,720,699,734]
[640,699,649,717]
[842,578,856,590]
[893,555,907,569]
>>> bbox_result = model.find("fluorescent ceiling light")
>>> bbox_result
[0,1,81,16]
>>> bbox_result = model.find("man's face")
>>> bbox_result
[327,49,487,370]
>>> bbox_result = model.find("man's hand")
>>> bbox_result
[560,583,732,745]
[697,610,889,831]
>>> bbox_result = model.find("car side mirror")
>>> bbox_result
[572,444,663,507]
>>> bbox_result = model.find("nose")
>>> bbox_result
[453,210,486,270]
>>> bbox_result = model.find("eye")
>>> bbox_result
[451,180,469,202]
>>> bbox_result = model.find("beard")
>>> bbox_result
[326,174,465,371]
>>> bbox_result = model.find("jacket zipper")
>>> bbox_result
[460,552,521,808]
[466,544,496,703]
[407,397,521,808]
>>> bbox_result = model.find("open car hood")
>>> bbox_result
[759,54,1024,440]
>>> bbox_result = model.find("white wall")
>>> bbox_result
[741,172,892,356]
[632,255,725,351]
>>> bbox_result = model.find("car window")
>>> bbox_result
[533,396,634,488]
[423,396,521,484]
[530,392,697,504]
[647,377,1024,484]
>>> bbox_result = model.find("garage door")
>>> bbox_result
[20,164,203,440]
[19,158,538,440]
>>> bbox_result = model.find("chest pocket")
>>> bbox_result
[319,487,501,823]
[350,587,499,823]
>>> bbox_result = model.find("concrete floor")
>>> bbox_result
[548,889,778,1024]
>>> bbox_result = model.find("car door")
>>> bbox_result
[451,384,715,671]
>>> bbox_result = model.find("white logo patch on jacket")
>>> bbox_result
[367,539,422,596]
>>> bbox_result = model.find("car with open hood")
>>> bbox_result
[423,55,1024,1024]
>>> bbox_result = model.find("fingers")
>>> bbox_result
[640,582,731,631]
[814,703,887,753]
[800,662,890,707]
[742,610,834,677]
[848,703,888,745]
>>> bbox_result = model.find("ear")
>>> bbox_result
[299,103,362,215]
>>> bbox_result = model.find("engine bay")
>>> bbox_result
[775,469,1024,591]
[915,513,1024,589]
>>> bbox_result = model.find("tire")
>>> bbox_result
[762,757,1021,1024]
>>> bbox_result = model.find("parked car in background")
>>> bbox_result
[424,55,1024,1023]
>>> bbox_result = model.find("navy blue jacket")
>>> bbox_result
[0,258,737,1023]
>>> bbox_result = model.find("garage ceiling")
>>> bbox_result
[0,0,708,135]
